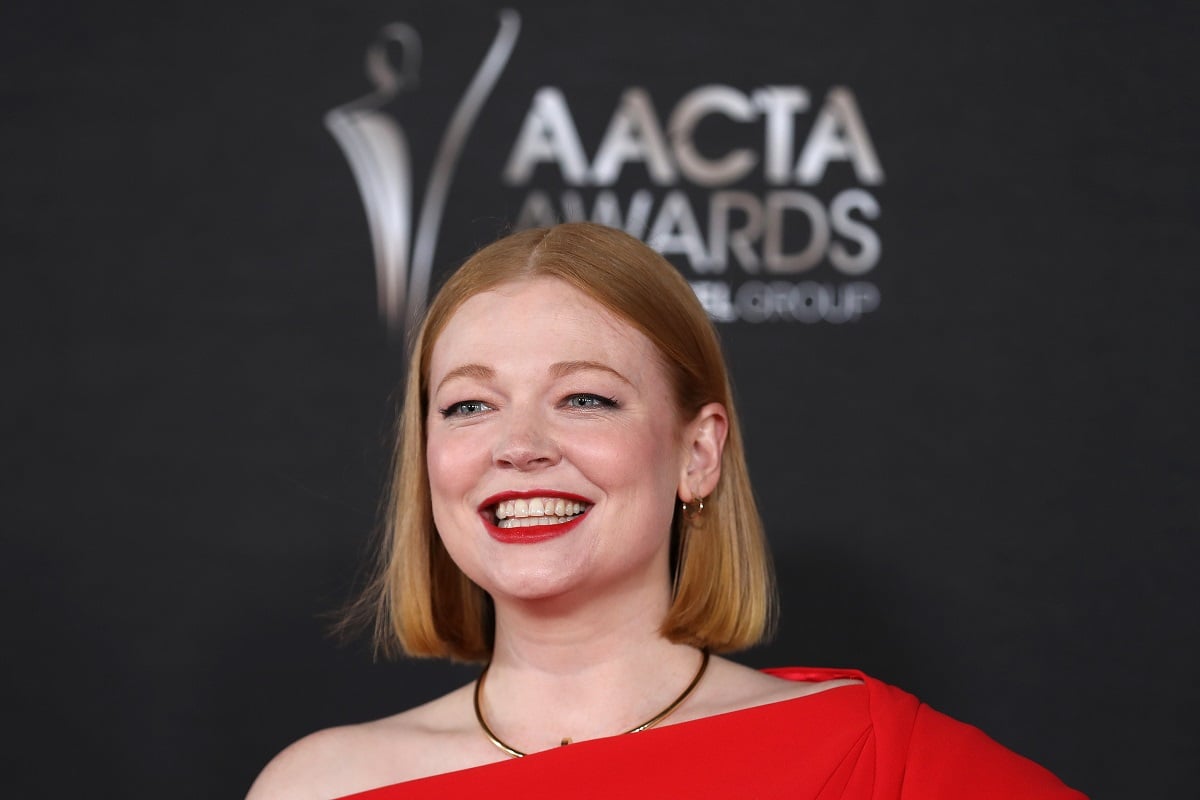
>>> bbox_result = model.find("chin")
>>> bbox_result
[481,568,585,604]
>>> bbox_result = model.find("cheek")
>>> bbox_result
[425,431,486,566]
[570,418,683,497]
[425,428,478,506]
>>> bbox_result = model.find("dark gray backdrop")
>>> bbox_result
[5,1,1197,797]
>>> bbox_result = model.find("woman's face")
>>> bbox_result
[425,277,693,606]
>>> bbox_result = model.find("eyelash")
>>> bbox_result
[563,393,619,410]
[437,394,619,418]
[439,400,492,418]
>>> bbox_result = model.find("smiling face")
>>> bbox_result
[425,277,693,605]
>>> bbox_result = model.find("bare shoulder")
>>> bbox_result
[682,656,862,721]
[245,683,490,800]
[245,723,379,800]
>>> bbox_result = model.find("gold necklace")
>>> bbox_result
[473,649,710,758]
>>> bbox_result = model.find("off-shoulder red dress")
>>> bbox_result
[337,667,1087,799]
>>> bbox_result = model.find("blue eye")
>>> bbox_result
[440,400,493,418]
[564,394,618,410]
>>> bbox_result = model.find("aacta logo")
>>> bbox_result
[327,9,884,339]
[505,86,885,325]
[325,11,521,343]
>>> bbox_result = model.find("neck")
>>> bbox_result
[478,578,703,753]
[489,544,678,668]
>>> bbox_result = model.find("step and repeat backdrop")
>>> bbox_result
[7,1,1197,797]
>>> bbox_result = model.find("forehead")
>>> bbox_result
[428,278,666,384]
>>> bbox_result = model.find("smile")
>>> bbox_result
[493,496,589,528]
[479,491,593,543]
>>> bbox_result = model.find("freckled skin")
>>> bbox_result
[426,278,689,606]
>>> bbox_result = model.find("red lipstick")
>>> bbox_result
[478,490,592,544]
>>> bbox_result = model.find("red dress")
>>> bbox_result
[337,667,1087,799]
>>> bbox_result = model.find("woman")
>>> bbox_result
[248,223,1086,799]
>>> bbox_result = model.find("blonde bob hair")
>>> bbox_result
[361,222,776,661]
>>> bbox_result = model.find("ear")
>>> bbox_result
[678,402,729,502]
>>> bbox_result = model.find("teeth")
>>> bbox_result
[497,515,578,529]
[492,497,588,523]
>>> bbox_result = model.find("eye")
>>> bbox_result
[563,393,618,410]
[439,400,494,418]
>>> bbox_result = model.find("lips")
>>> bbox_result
[478,490,593,543]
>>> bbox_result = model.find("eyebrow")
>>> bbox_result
[548,360,632,386]
[434,360,631,393]
[435,364,495,393]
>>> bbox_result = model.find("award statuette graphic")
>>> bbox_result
[325,10,522,344]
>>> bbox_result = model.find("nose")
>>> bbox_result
[493,405,560,471]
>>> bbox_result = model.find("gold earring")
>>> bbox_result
[681,496,705,520]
